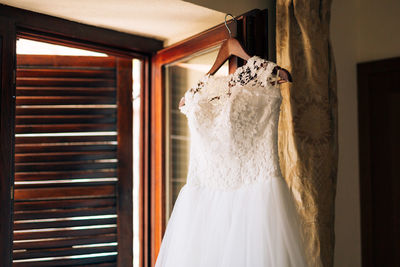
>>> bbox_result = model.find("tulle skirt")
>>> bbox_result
[155,176,308,267]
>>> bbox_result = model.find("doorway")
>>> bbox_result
[358,57,400,267]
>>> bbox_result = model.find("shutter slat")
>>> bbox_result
[13,245,117,260]
[15,144,116,153]
[17,87,116,96]
[15,185,116,200]
[14,198,116,210]
[15,170,117,181]
[14,226,116,240]
[16,77,115,87]
[16,96,116,105]
[14,218,117,231]
[14,55,121,265]
[17,55,116,67]
[15,161,117,172]
[16,107,116,116]
[14,198,115,211]
[15,151,117,163]
[13,234,117,250]
[13,255,117,267]
[17,68,115,78]
[15,181,117,189]
[15,135,117,144]
[14,206,116,220]
[16,114,116,124]
[16,124,116,134]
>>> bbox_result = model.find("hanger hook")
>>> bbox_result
[224,14,237,38]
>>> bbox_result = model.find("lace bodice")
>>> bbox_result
[179,56,283,190]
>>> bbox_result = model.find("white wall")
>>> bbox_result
[357,0,400,62]
[331,0,361,265]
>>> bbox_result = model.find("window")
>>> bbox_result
[12,38,137,266]
[0,6,163,265]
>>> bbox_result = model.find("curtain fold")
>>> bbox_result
[276,0,338,266]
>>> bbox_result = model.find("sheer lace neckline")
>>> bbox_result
[179,55,280,116]
[187,55,278,97]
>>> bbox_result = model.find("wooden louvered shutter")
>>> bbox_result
[13,55,133,266]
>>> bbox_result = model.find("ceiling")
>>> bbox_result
[0,0,226,46]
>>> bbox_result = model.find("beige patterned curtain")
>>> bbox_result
[276,0,338,266]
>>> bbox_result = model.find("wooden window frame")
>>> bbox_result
[150,8,269,266]
[0,5,162,267]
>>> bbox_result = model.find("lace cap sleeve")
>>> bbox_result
[178,75,209,115]
[178,91,190,115]
[254,58,279,88]
[227,56,279,88]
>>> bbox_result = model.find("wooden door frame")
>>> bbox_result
[357,57,400,267]
[150,8,269,266]
[0,5,162,267]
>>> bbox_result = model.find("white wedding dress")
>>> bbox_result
[155,56,308,267]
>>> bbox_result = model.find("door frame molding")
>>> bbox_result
[0,4,162,267]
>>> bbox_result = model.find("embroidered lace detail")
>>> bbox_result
[227,56,279,88]
[182,55,277,102]
[179,56,283,190]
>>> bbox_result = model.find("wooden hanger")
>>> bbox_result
[206,14,251,76]
[179,14,292,108]
[207,14,292,84]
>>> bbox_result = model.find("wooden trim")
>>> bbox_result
[116,58,133,266]
[0,16,16,267]
[18,29,145,59]
[150,8,268,266]
[357,57,400,267]
[0,4,163,56]
[150,53,165,266]
[16,54,117,67]
[140,55,151,267]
